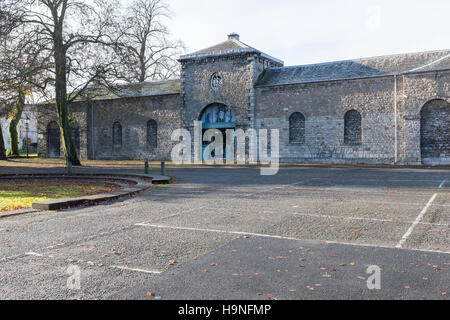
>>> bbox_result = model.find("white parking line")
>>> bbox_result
[396,179,446,248]
[289,211,448,227]
[25,252,44,257]
[136,223,302,241]
[396,195,437,248]
[110,265,162,274]
[136,223,450,254]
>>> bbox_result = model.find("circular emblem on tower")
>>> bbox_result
[210,73,222,91]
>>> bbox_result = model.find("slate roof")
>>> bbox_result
[256,49,450,87]
[180,36,284,65]
[84,79,181,101]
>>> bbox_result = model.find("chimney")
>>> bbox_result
[228,33,240,41]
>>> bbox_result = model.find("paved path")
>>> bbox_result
[0,163,449,299]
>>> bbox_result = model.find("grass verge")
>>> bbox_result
[0,180,119,212]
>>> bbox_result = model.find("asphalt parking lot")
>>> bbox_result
[0,165,449,299]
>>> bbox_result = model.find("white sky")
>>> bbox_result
[164,0,450,66]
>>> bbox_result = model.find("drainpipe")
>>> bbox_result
[394,75,398,164]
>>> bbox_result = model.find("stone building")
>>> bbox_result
[37,33,450,165]
[1,104,38,153]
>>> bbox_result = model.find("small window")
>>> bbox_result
[113,122,122,147]
[147,119,157,150]
[289,112,305,144]
[344,110,362,145]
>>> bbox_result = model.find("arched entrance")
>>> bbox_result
[199,103,235,160]
[47,121,60,158]
[420,99,450,164]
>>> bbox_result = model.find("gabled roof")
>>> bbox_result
[41,79,181,105]
[256,49,450,87]
[180,33,284,65]
[84,79,181,101]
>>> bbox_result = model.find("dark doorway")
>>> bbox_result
[421,99,450,164]
[199,103,235,161]
[47,121,60,158]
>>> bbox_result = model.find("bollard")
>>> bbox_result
[144,161,149,174]
[161,161,166,176]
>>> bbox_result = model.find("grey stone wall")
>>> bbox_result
[37,94,182,161]
[90,94,182,160]
[254,77,398,164]
[37,102,89,160]
[401,70,450,165]
[180,53,277,130]
[36,64,449,165]
[254,69,450,165]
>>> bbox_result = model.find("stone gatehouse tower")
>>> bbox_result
[37,33,450,165]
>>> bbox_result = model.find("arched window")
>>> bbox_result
[200,103,235,129]
[47,121,60,158]
[147,119,157,150]
[289,112,305,144]
[113,122,122,147]
[420,99,450,162]
[344,110,362,145]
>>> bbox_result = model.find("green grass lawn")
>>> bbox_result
[0,180,118,212]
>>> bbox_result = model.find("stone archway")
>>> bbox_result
[47,121,60,158]
[199,103,235,160]
[420,99,450,164]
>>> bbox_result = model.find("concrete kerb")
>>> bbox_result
[0,173,172,213]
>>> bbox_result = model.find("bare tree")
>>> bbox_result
[0,27,51,157]
[1,0,122,166]
[114,0,184,83]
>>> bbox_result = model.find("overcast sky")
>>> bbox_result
[165,0,450,66]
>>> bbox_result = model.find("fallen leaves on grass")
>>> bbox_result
[0,180,120,212]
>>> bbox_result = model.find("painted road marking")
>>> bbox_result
[110,266,162,274]
[136,223,310,241]
[289,211,448,227]
[396,179,446,248]
[136,223,450,255]
[396,194,437,248]
[25,252,44,257]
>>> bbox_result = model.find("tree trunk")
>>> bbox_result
[53,21,81,166]
[7,91,24,156]
[0,122,7,160]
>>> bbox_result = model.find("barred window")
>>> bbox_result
[113,122,122,147]
[344,110,362,145]
[289,112,305,144]
[147,119,157,150]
